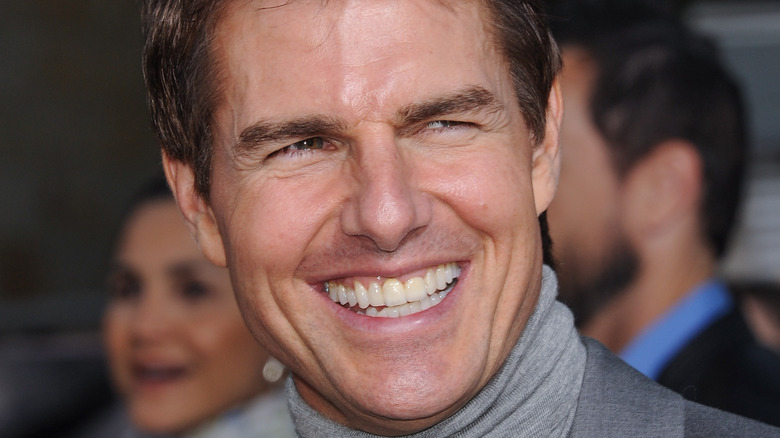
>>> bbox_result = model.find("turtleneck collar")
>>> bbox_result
[286,265,587,437]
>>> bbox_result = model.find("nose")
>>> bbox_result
[340,133,431,252]
[130,286,174,344]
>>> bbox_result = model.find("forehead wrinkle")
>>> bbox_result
[325,0,478,121]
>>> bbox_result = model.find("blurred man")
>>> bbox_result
[141,0,778,435]
[546,0,780,425]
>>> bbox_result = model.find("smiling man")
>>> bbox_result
[140,0,778,436]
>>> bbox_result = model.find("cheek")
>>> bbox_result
[103,309,132,393]
[194,318,270,399]
[222,178,336,279]
[435,151,534,237]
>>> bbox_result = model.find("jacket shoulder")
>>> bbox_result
[571,338,780,437]
[683,400,780,437]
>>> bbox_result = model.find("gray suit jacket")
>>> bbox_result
[572,338,780,437]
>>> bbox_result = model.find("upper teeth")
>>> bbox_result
[325,263,460,317]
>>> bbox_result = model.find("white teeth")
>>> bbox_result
[324,263,461,317]
[329,283,339,302]
[425,269,437,295]
[404,277,427,302]
[378,307,400,318]
[354,281,370,309]
[383,279,406,307]
[337,284,348,306]
[435,265,447,290]
[368,282,384,306]
[347,289,357,307]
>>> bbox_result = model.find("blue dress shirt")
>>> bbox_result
[619,279,733,380]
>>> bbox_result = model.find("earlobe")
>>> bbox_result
[162,154,228,267]
[532,78,564,216]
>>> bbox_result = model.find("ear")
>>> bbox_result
[620,140,702,238]
[162,153,228,267]
[532,78,564,216]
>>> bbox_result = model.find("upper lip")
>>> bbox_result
[305,257,465,285]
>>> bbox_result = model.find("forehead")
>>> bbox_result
[119,201,197,261]
[212,0,505,126]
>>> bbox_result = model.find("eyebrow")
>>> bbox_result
[394,85,505,130]
[168,259,221,278]
[237,116,347,155]
[235,85,504,152]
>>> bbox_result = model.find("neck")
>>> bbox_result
[581,236,716,353]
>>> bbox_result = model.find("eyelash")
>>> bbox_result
[425,120,469,130]
[179,279,211,301]
[272,137,327,158]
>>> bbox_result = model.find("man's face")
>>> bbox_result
[547,48,638,327]
[171,0,560,434]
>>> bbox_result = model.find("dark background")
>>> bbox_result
[0,0,778,332]
[0,1,160,332]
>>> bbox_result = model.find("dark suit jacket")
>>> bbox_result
[572,338,780,437]
[657,307,780,427]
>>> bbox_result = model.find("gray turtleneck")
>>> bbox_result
[285,265,587,437]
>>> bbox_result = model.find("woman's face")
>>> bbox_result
[104,199,271,434]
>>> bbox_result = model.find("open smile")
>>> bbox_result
[131,361,189,391]
[324,263,461,317]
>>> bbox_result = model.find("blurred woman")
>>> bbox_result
[92,176,293,437]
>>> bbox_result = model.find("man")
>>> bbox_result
[546,0,780,426]
[141,0,778,435]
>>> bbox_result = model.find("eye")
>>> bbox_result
[274,137,326,157]
[425,120,470,130]
[107,271,141,301]
[180,279,210,301]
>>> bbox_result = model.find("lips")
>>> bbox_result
[324,262,461,317]
[133,363,187,385]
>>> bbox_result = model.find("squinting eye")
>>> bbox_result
[426,120,465,130]
[286,137,325,152]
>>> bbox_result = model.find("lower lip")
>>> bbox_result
[133,372,188,393]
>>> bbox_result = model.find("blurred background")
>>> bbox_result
[0,0,778,435]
